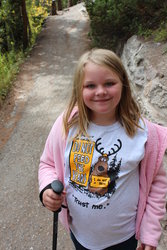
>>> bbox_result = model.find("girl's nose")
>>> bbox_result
[95,86,107,96]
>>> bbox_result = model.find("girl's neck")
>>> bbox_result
[90,113,117,126]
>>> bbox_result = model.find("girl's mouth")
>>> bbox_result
[93,99,111,102]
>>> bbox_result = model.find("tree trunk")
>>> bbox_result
[3,22,9,52]
[21,0,28,50]
[68,0,73,7]
[57,0,62,11]
[52,0,57,15]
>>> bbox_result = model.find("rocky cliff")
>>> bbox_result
[122,35,167,126]
[122,35,167,249]
[121,35,167,160]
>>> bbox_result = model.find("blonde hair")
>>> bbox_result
[63,48,142,137]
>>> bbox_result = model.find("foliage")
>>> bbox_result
[153,22,167,42]
[0,0,80,103]
[27,0,49,44]
[0,0,51,103]
[0,0,23,53]
[70,0,79,5]
[84,0,167,51]
[62,0,78,8]
[0,50,24,103]
[62,0,68,8]
[0,0,51,53]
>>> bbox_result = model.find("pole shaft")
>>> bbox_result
[53,212,58,250]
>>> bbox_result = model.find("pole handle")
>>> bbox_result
[51,180,64,212]
[51,180,64,194]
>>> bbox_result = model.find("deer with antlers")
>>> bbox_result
[88,138,122,196]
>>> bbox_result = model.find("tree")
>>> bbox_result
[52,0,57,15]
[21,0,29,50]
[68,0,73,7]
[57,0,62,10]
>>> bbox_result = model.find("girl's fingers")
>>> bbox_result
[136,246,144,250]
[43,189,64,211]
[144,246,156,250]
[137,245,156,250]
[44,198,62,211]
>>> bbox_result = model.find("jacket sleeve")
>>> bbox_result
[139,162,167,247]
[38,113,65,193]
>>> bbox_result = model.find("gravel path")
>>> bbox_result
[0,3,90,249]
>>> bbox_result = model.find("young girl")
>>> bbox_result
[38,48,167,250]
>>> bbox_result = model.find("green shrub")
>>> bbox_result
[85,0,167,51]
[154,22,167,42]
[0,50,24,103]
[27,1,48,44]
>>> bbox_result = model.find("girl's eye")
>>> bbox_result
[85,84,95,89]
[105,82,114,87]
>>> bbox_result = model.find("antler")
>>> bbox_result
[108,139,122,156]
[95,138,104,155]
[95,138,122,156]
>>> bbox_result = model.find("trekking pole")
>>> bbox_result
[51,180,64,250]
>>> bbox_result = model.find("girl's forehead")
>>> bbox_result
[83,61,119,77]
[84,61,114,70]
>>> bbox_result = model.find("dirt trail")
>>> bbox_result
[0,3,90,249]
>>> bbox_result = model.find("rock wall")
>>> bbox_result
[121,35,167,126]
[121,35,167,249]
[121,35,167,165]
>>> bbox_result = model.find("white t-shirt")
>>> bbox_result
[64,120,148,249]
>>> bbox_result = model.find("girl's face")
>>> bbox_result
[82,62,122,125]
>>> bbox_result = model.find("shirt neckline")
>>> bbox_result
[89,121,121,130]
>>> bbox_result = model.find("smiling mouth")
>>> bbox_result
[94,99,111,102]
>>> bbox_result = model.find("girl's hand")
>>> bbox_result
[144,246,156,250]
[137,244,156,250]
[43,189,64,212]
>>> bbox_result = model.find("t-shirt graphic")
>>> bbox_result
[69,136,122,198]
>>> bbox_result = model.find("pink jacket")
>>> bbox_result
[38,113,167,247]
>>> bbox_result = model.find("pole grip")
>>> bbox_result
[51,180,64,195]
